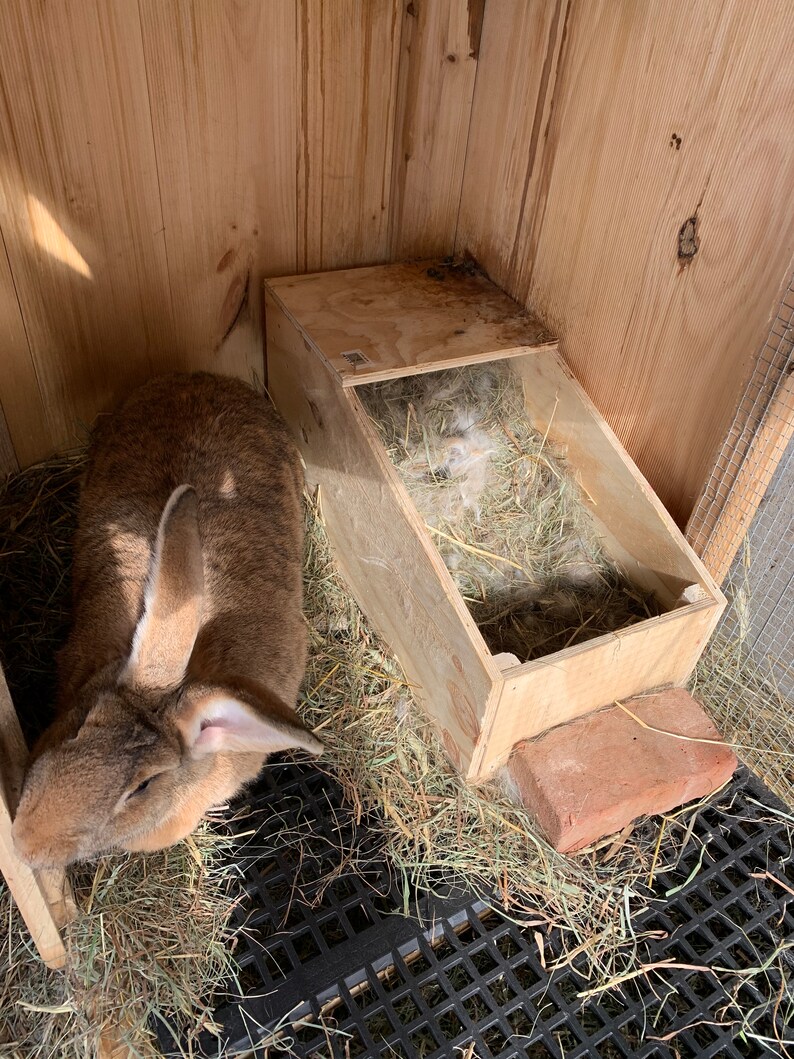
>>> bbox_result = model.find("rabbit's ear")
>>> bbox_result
[123,485,204,691]
[174,688,323,757]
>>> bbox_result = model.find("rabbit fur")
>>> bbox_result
[12,372,321,867]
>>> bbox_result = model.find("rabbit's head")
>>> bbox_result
[13,485,321,867]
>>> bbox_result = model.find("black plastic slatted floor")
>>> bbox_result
[159,764,793,1059]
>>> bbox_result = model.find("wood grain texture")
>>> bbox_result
[512,352,723,603]
[0,0,175,452]
[696,371,794,586]
[456,0,567,293]
[0,0,425,466]
[267,293,498,774]
[0,235,45,467]
[297,0,403,273]
[0,805,68,969]
[457,0,794,526]
[0,403,16,477]
[389,0,478,259]
[0,0,790,544]
[686,268,794,581]
[268,260,554,386]
[0,665,70,969]
[138,0,299,380]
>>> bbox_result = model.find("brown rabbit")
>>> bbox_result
[12,372,321,868]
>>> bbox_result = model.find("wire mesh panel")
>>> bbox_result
[688,270,794,804]
[721,438,794,693]
[158,760,794,1058]
[688,271,794,582]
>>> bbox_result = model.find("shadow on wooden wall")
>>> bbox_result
[0,0,792,528]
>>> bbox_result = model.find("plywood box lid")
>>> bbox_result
[265,260,556,387]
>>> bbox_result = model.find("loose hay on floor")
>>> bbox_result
[359,362,660,661]
[693,631,794,808]
[299,493,696,976]
[2,443,791,1057]
[0,828,240,1059]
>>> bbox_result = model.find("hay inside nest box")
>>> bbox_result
[359,361,661,662]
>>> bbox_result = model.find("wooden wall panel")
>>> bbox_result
[457,0,794,526]
[297,0,403,273]
[0,0,445,467]
[138,0,299,382]
[456,0,566,292]
[0,237,39,469]
[0,0,175,454]
[0,0,791,537]
[389,0,479,259]
[0,409,16,477]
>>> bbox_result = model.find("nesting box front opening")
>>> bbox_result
[265,262,725,783]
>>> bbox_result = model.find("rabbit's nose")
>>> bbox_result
[11,814,70,868]
[10,817,39,864]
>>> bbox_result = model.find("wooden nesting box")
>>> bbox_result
[265,262,726,782]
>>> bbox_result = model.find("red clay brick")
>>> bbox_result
[509,688,738,854]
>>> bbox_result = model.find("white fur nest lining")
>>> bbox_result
[360,362,660,661]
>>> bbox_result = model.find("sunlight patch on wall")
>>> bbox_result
[26,196,92,279]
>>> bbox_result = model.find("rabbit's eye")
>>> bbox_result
[129,773,162,798]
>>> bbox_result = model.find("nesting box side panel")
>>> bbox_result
[512,352,725,606]
[473,602,721,779]
[265,295,498,773]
